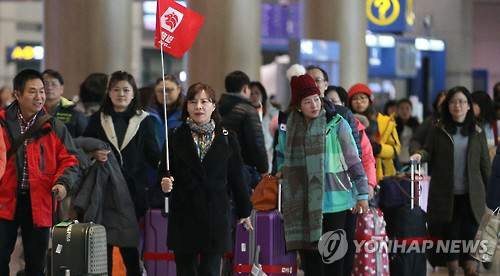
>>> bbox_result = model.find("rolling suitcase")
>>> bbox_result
[353,207,390,276]
[388,160,427,276]
[143,208,176,276]
[51,221,108,275]
[233,182,297,275]
[48,191,108,276]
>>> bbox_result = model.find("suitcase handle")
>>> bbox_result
[410,160,421,209]
[51,189,58,227]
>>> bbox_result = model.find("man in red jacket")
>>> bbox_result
[0,69,79,276]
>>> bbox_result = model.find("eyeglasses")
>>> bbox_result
[155,87,176,94]
[449,100,468,106]
[313,78,325,83]
[44,81,60,88]
[351,95,369,102]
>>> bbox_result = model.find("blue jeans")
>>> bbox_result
[0,193,50,276]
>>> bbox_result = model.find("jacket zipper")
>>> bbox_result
[440,127,454,145]
[39,142,46,171]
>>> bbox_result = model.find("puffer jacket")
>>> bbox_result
[356,119,376,188]
[218,93,268,173]
[0,103,79,227]
[374,113,401,181]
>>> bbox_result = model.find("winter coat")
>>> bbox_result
[0,124,5,178]
[147,105,183,146]
[275,111,369,213]
[52,97,88,138]
[83,110,160,217]
[333,103,362,160]
[374,113,401,181]
[0,103,79,227]
[356,119,376,188]
[417,122,490,225]
[218,93,268,173]
[159,123,252,254]
[487,143,500,210]
[73,137,140,248]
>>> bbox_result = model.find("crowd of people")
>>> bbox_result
[0,65,499,276]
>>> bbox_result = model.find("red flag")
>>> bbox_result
[154,0,204,58]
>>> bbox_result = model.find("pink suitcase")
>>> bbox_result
[353,207,390,276]
[233,210,297,275]
[143,209,176,276]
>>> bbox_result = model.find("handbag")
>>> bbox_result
[250,175,278,211]
[471,207,500,262]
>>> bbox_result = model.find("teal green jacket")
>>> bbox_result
[276,113,368,213]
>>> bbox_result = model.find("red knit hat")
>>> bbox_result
[348,83,373,100]
[290,75,320,107]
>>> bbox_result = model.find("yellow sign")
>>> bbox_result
[366,0,401,26]
[10,45,43,61]
[406,0,415,26]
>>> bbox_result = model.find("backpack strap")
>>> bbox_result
[7,114,52,159]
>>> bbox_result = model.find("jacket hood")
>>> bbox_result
[218,93,253,115]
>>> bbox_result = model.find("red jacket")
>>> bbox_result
[0,104,79,227]
[0,124,5,178]
[356,118,377,187]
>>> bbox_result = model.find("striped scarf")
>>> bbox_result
[186,117,215,161]
[282,109,326,250]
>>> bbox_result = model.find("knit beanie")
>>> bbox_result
[290,74,320,107]
[348,83,373,100]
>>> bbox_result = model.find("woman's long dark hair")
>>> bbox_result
[100,71,142,117]
[181,83,221,122]
[441,86,475,136]
[471,90,495,125]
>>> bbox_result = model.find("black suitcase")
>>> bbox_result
[47,191,108,276]
[50,221,108,275]
[388,160,427,276]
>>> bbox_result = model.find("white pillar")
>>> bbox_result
[304,0,367,87]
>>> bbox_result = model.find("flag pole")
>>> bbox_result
[160,41,170,215]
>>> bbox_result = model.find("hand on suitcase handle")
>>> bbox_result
[352,199,369,215]
[410,153,422,162]
[238,217,253,231]
[51,184,67,201]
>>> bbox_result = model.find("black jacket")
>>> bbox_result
[218,93,269,173]
[487,144,500,210]
[53,97,88,138]
[83,111,160,217]
[72,137,140,248]
[159,124,252,253]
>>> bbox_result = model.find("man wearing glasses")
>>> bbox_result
[42,69,87,138]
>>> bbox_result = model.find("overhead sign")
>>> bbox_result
[6,45,44,62]
[367,0,414,33]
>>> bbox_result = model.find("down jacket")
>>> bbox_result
[0,103,79,227]
[73,137,140,248]
[374,113,401,181]
[218,93,268,174]
[356,119,376,188]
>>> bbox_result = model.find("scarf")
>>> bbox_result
[282,109,326,250]
[186,117,215,161]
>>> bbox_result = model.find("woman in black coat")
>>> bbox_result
[159,82,252,276]
[83,71,160,275]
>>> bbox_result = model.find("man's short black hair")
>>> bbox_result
[306,66,329,82]
[13,69,43,94]
[42,69,64,85]
[225,70,250,93]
